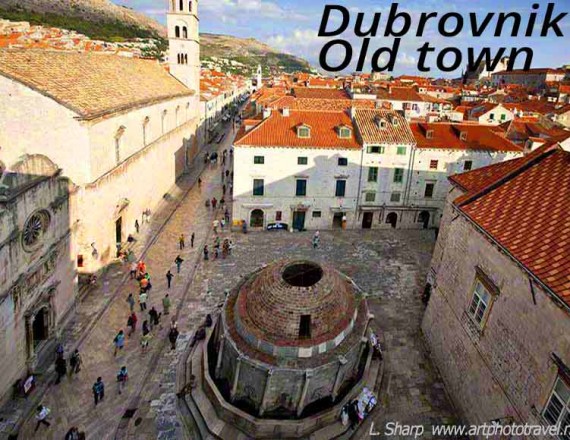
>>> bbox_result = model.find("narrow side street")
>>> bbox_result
[10,122,237,440]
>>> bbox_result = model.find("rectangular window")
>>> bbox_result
[253,179,264,196]
[367,146,385,154]
[368,167,378,182]
[489,113,495,120]
[276,211,282,221]
[298,127,310,138]
[393,168,404,183]
[312,211,322,218]
[365,192,376,202]
[429,160,438,170]
[543,378,570,428]
[254,155,264,164]
[298,156,308,165]
[338,157,348,166]
[500,114,506,121]
[424,183,435,198]
[396,146,407,155]
[468,281,491,326]
[335,180,346,197]
[464,160,473,171]
[296,179,307,196]
[299,315,311,338]
[390,192,401,202]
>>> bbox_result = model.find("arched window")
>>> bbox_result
[175,26,180,38]
[182,27,188,39]
[189,1,193,12]
[250,209,264,228]
[179,0,184,11]
[184,54,188,64]
[175,106,180,126]
[161,110,168,134]
[386,212,398,229]
[115,126,126,164]
[143,117,150,146]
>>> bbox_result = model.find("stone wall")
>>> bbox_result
[0,155,76,404]
[422,191,570,425]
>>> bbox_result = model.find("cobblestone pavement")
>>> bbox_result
[132,228,459,439]
[10,122,238,440]
[9,118,457,439]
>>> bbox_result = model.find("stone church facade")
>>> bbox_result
[0,155,76,403]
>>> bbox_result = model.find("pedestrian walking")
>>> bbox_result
[221,218,226,230]
[203,245,209,261]
[55,342,64,359]
[113,330,125,356]
[139,291,148,311]
[198,177,202,188]
[149,307,161,330]
[65,426,85,440]
[222,184,226,194]
[139,277,149,294]
[224,209,230,223]
[175,255,184,273]
[140,333,152,354]
[220,197,225,209]
[69,349,82,375]
[191,232,195,248]
[129,262,137,279]
[116,366,128,395]
[127,312,137,336]
[92,377,105,406]
[212,197,217,209]
[162,294,172,315]
[135,219,140,234]
[34,405,51,431]
[142,320,150,336]
[312,231,320,249]
[166,270,173,289]
[55,356,67,384]
[169,326,179,350]
[126,293,135,312]
[179,234,185,250]
[213,219,219,234]
[205,198,210,210]
[225,169,230,179]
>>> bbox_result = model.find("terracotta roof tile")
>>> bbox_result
[353,109,415,145]
[410,122,522,152]
[0,49,193,120]
[453,144,570,306]
[292,87,350,99]
[234,110,360,150]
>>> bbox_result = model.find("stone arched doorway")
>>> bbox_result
[418,211,430,229]
[386,212,398,228]
[250,209,264,228]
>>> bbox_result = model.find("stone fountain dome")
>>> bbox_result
[233,260,359,356]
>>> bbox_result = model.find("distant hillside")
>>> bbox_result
[201,33,312,75]
[0,0,164,41]
[0,0,312,73]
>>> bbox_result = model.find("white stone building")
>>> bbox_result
[232,109,362,230]
[0,0,200,274]
[468,103,515,125]
[351,109,416,229]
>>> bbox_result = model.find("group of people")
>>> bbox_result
[340,387,378,430]
[203,236,234,261]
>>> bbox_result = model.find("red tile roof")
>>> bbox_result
[270,96,375,112]
[292,87,350,99]
[234,110,360,150]
[353,109,416,145]
[410,123,522,152]
[453,144,570,306]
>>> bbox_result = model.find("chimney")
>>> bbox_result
[282,107,290,117]
[263,107,272,119]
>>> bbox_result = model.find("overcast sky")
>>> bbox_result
[117,0,570,77]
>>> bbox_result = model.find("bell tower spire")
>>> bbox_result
[167,0,200,94]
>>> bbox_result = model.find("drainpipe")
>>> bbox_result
[404,144,416,206]
[353,143,365,229]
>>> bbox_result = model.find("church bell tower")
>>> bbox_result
[167,0,200,95]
